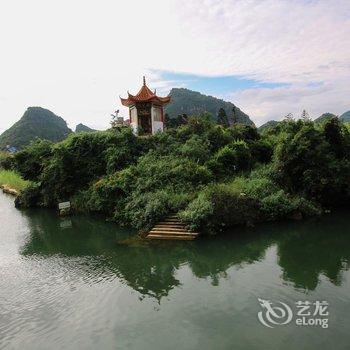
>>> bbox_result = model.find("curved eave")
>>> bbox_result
[120,96,171,106]
[156,96,171,105]
[120,97,133,107]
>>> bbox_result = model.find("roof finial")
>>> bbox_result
[143,76,146,86]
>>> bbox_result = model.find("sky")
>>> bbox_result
[0,0,349,132]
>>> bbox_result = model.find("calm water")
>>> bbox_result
[1,192,350,350]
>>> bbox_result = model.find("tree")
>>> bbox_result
[284,113,294,122]
[323,117,349,159]
[165,114,188,129]
[217,108,229,127]
[232,107,238,125]
[274,123,350,205]
[301,109,311,121]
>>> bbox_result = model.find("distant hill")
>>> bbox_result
[258,120,280,133]
[75,123,96,133]
[314,113,338,124]
[165,88,254,126]
[0,107,72,150]
[340,111,350,122]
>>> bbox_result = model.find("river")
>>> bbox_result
[0,192,350,350]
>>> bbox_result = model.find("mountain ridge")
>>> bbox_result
[0,107,72,150]
[165,88,254,126]
[75,123,96,133]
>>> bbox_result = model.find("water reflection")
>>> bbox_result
[19,207,350,300]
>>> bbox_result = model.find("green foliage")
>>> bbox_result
[178,135,211,163]
[178,192,213,232]
[0,107,72,150]
[0,170,32,192]
[165,114,188,128]
[180,183,260,234]
[210,140,252,176]
[126,153,213,193]
[123,189,191,231]
[14,116,350,234]
[238,176,278,198]
[260,190,300,220]
[258,120,279,134]
[323,117,350,158]
[249,140,273,163]
[13,139,53,181]
[14,183,41,207]
[14,128,142,207]
[274,121,350,205]
[180,168,321,234]
[69,151,212,229]
[0,152,15,170]
[217,108,229,127]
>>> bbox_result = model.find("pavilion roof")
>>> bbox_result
[120,77,171,107]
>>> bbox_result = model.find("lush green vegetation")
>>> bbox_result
[258,120,280,134]
[166,88,254,125]
[0,107,72,150]
[11,115,350,234]
[0,170,32,192]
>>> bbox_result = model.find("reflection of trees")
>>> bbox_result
[20,207,350,300]
[276,214,350,290]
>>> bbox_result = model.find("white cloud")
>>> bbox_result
[231,80,350,126]
[0,0,349,132]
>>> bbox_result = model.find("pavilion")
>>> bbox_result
[120,77,171,135]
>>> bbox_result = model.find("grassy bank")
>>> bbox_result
[0,170,32,192]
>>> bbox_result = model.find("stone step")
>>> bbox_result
[146,234,195,240]
[153,226,186,230]
[159,219,183,225]
[152,226,188,231]
[145,215,200,241]
[149,230,198,236]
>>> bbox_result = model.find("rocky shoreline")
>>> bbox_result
[0,184,19,197]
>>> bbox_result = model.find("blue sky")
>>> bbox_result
[157,71,288,99]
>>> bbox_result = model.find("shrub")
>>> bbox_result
[14,183,41,207]
[260,190,297,220]
[178,135,211,163]
[122,189,191,230]
[179,184,260,234]
[13,117,349,232]
[249,139,273,164]
[71,172,128,215]
[13,139,52,181]
[274,123,350,205]
[127,153,213,193]
[33,129,141,206]
[178,192,213,232]
[0,152,15,170]
[210,140,252,177]
[240,177,278,199]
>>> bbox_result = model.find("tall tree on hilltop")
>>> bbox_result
[301,109,311,121]
[217,108,229,127]
[232,107,238,125]
[284,113,294,122]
